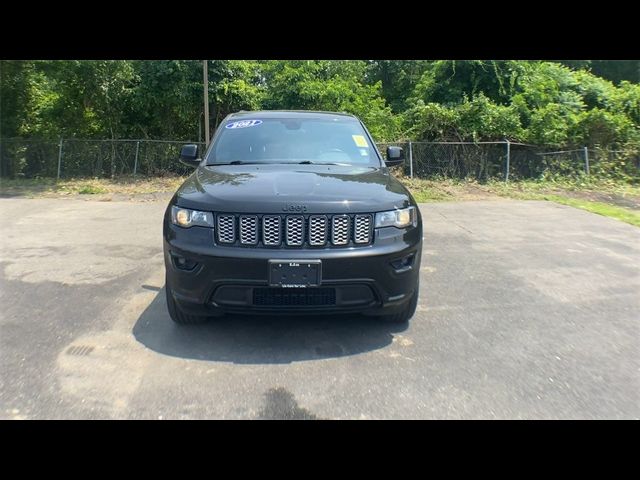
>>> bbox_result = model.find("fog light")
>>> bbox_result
[171,253,198,271]
[391,253,415,271]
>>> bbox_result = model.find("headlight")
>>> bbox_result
[171,206,214,228]
[375,206,417,229]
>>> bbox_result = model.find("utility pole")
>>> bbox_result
[203,60,210,147]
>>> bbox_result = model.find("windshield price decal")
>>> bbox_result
[352,135,369,147]
[225,119,263,129]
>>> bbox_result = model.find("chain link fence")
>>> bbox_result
[378,141,524,179]
[377,141,639,181]
[0,138,204,179]
[1,137,638,181]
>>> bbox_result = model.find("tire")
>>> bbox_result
[165,283,210,325]
[382,282,419,324]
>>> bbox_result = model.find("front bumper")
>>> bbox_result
[163,220,422,316]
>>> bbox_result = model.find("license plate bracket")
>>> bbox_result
[268,260,321,287]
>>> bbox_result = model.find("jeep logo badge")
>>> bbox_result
[282,204,308,213]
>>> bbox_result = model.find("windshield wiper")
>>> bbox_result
[297,160,349,166]
[210,161,265,165]
[210,160,351,166]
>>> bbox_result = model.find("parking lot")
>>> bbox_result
[1,197,639,419]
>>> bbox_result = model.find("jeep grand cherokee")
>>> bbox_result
[163,111,422,324]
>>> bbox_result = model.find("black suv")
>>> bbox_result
[163,111,422,324]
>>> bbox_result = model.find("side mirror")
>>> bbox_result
[179,144,201,168]
[385,146,404,167]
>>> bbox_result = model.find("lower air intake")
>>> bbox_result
[253,288,336,306]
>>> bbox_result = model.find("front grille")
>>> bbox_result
[285,215,304,246]
[217,215,236,243]
[239,216,258,245]
[253,288,336,306]
[331,215,350,245]
[308,215,328,246]
[354,214,373,244]
[263,215,282,246]
[215,213,373,247]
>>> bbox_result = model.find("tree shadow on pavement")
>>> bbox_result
[132,287,405,364]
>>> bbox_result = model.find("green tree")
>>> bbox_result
[365,60,430,113]
[2,59,639,178]
[1,60,36,176]
[409,60,523,106]
[128,60,201,140]
[261,60,399,140]
[22,60,137,139]
[1,60,34,139]
[210,60,264,128]
[590,60,640,84]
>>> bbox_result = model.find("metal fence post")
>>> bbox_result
[504,139,511,182]
[408,141,413,178]
[584,146,590,175]
[134,141,140,176]
[57,137,63,180]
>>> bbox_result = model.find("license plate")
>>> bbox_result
[268,260,321,287]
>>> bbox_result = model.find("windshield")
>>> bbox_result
[205,116,382,167]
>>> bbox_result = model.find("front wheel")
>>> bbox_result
[382,283,419,324]
[165,283,210,325]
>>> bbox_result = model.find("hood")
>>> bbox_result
[174,164,413,214]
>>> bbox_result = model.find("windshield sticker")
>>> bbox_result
[352,135,369,148]
[225,119,263,129]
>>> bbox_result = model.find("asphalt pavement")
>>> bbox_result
[1,197,638,419]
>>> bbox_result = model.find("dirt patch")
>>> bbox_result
[78,192,174,203]
[453,182,501,201]
[548,189,640,210]
[401,177,502,202]
[0,176,184,202]
[436,184,499,200]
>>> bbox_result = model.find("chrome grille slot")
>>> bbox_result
[354,214,373,244]
[308,215,328,246]
[285,215,304,246]
[262,215,282,246]
[216,215,236,244]
[239,215,258,245]
[331,215,350,245]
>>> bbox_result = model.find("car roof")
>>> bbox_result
[226,110,358,120]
